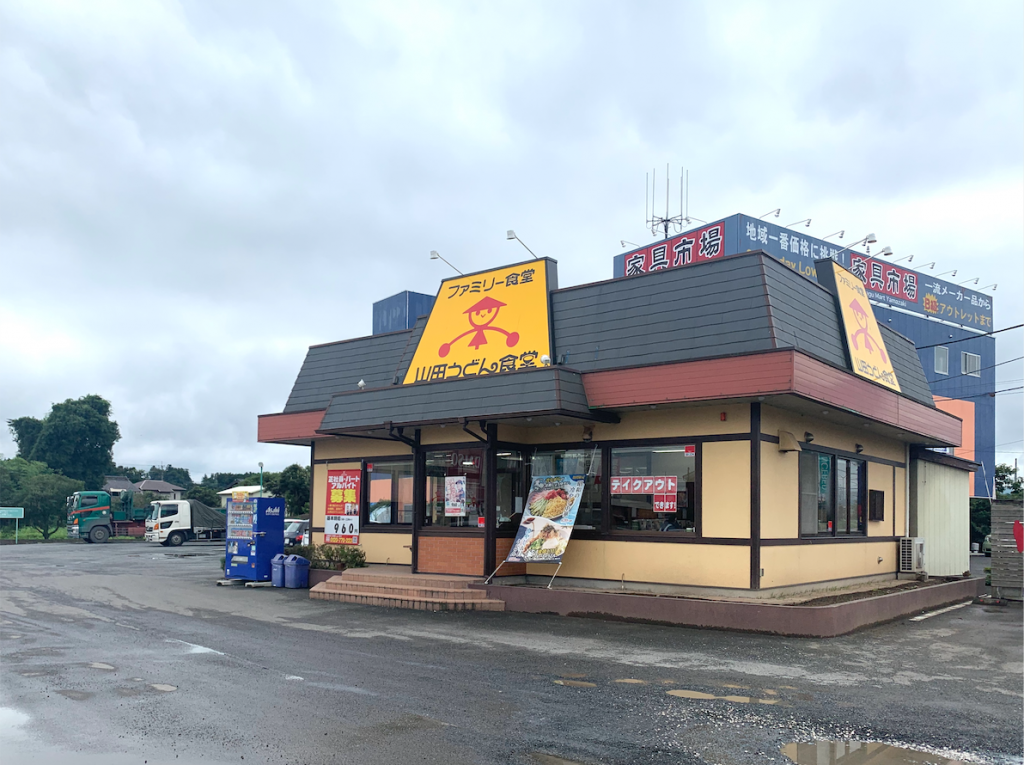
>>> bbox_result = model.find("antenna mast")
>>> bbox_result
[646,164,687,240]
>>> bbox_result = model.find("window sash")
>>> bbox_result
[961,352,981,377]
[934,346,948,375]
[799,451,865,537]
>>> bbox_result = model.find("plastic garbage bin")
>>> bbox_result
[284,555,311,589]
[271,553,288,587]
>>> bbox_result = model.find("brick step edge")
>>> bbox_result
[339,572,482,589]
[310,585,505,611]
[318,581,491,599]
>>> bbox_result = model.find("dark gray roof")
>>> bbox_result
[318,368,605,433]
[102,475,137,493]
[550,252,934,407]
[283,251,936,420]
[283,329,415,413]
[134,479,184,493]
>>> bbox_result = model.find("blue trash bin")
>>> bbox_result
[271,553,288,588]
[284,555,310,589]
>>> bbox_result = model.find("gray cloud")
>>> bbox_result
[1,0,1021,476]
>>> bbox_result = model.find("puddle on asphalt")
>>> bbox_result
[556,672,588,679]
[553,679,597,688]
[613,678,646,684]
[166,639,224,655]
[782,741,966,764]
[667,688,780,705]
[56,690,94,701]
[88,662,115,670]
[149,683,177,692]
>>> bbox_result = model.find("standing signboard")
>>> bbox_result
[0,507,24,545]
[325,469,360,545]
[505,475,586,564]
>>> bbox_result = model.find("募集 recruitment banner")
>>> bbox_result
[325,469,360,545]
[505,475,586,564]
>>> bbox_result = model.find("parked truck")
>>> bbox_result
[67,491,151,543]
[144,500,226,546]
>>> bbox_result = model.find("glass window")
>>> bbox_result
[367,461,414,525]
[609,445,696,533]
[530,448,602,529]
[81,495,98,508]
[425,449,484,528]
[496,451,527,530]
[799,452,865,536]
[159,503,178,518]
[961,352,981,377]
[934,346,948,375]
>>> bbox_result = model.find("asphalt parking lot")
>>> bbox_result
[1,542,1021,765]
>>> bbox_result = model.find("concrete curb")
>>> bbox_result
[475,577,984,637]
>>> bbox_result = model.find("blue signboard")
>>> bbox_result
[613,213,994,332]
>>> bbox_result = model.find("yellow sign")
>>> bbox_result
[819,260,900,392]
[232,491,249,502]
[404,261,552,384]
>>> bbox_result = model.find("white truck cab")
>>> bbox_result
[145,500,226,547]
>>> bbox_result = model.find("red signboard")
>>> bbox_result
[849,254,918,303]
[623,222,726,276]
[326,469,360,516]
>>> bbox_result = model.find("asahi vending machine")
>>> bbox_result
[225,497,285,581]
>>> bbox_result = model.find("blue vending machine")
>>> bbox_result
[225,497,285,581]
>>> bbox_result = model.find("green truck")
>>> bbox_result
[66,491,151,543]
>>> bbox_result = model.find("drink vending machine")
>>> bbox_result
[225,497,285,581]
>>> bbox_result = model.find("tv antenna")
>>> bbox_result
[646,165,688,240]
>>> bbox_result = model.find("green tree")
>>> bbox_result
[201,472,247,491]
[0,457,52,506]
[115,465,147,483]
[969,498,991,547]
[20,472,84,539]
[276,464,311,516]
[26,395,120,490]
[7,417,43,459]
[995,463,1022,498]
[184,485,222,507]
[147,464,193,488]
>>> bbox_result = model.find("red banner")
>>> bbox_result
[623,222,726,276]
[326,469,360,516]
[849,254,919,303]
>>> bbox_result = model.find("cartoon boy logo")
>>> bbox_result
[848,297,888,363]
[439,296,520,357]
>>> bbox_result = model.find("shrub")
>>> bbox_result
[284,542,367,570]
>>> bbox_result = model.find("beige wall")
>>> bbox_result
[314,438,411,460]
[525,539,750,589]
[359,532,413,565]
[761,541,897,588]
[760,405,905,463]
[867,462,895,537]
[702,440,751,538]
[761,442,799,539]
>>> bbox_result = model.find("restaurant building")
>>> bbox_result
[259,250,973,596]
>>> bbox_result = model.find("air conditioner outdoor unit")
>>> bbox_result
[899,537,925,574]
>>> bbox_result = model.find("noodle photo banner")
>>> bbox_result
[505,475,586,564]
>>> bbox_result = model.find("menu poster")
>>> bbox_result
[505,475,586,564]
[444,476,467,517]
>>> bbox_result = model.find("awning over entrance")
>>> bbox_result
[316,366,616,435]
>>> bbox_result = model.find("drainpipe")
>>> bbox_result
[904,444,910,537]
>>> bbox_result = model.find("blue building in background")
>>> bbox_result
[372,290,435,335]
[612,213,997,496]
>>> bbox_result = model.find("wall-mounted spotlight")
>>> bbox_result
[357,379,366,390]
[918,262,936,270]
[684,216,708,224]
[823,230,844,240]
[620,240,639,248]
[855,444,864,454]
[980,283,998,291]
[957,277,980,286]
[875,246,894,257]
[759,208,781,220]
[934,269,957,278]
[507,230,539,259]
[430,250,463,275]
[891,254,914,264]
[804,432,814,443]
[837,233,877,257]
[786,218,811,228]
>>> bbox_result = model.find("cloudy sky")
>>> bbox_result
[1,0,1021,480]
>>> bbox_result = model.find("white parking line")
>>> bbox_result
[909,601,973,622]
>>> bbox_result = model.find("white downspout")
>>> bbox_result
[904,443,911,538]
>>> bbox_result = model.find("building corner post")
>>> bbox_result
[750,402,762,590]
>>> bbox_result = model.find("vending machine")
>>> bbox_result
[225,497,285,581]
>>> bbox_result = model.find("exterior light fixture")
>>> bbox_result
[786,218,811,228]
[507,230,539,259]
[804,432,814,443]
[876,246,894,257]
[429,250,463,275]
[891,254,914,264]
[759,208,781,220]
[981,283,997,291]
[620,240,639,248]
[934,269,957,278]
[357,379,366,389]
[823,230,844,240]
[855,444,864,454]
[684,216,708,224]
[957,277,980,286]
[918,262,936,270]
[836,233,877,257]
[540,354,552,366]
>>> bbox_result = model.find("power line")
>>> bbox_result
[953,386,1023,400]
[933,355,1023,382]
[915,323,1023,350]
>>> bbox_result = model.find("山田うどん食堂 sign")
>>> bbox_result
[404,261,553,384]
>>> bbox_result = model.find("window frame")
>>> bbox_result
[607,442,699,537]
[961,351,981,377]
[361,456,415,528]
[934,346,948,375]
[799,448,866,538]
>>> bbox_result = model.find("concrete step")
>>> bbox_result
[319,579,492,600]
[309,583,505,611]
[339,570,481,589]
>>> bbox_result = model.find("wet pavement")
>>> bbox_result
[1,543,1021,764]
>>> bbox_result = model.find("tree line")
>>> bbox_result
[3,395,310,539]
